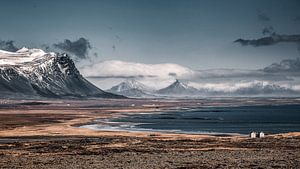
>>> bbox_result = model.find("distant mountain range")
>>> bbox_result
[0,48,124,99]
[108,79,199,98]
[107,79,299,98]
[231,82,296,96]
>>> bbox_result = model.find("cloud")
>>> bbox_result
[80,60,195,79]
[80,60,195,89]
[53,38,91,60]
[257,10,271,22]
[263,58,300,73]
[234,33,300,47]
[262,26,274,35]
[194,69,292,81]
[0,40,19,52]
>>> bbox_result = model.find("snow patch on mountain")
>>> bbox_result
[110,79,154,92]
[0,47,53,66]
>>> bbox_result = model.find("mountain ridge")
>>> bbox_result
[0,48,124,99]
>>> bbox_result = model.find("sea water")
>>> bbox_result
[81,104,300,135]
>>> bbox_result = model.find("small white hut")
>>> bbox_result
[250,132,257,138]
[259,132,265,138]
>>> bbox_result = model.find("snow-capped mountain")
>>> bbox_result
[0,48,123,99]
[233,82,296,96]
[107,79,155,98]
[156,79,198,96]
[193,81,299,97]
[109,79,154,93]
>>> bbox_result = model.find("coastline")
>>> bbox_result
[0,107,226,140]
[79,104,300,137]
[78,112,245,137]
[0,98,300,139]
[0,103,299,139]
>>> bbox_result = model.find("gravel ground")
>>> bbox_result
[0,135,299,169]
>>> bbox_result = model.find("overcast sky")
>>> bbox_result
[0,0,300,69]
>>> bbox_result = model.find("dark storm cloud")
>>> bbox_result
[262,26,274,35]
[53,38,91,60]
[234,33,300,47]
[0,40,19,52]
[263,58,300,73]
[257,10,271,22]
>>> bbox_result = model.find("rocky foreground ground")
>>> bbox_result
[0,134,299,169]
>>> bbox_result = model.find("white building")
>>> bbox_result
[259,132,265,138]
[250,132,257,138]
